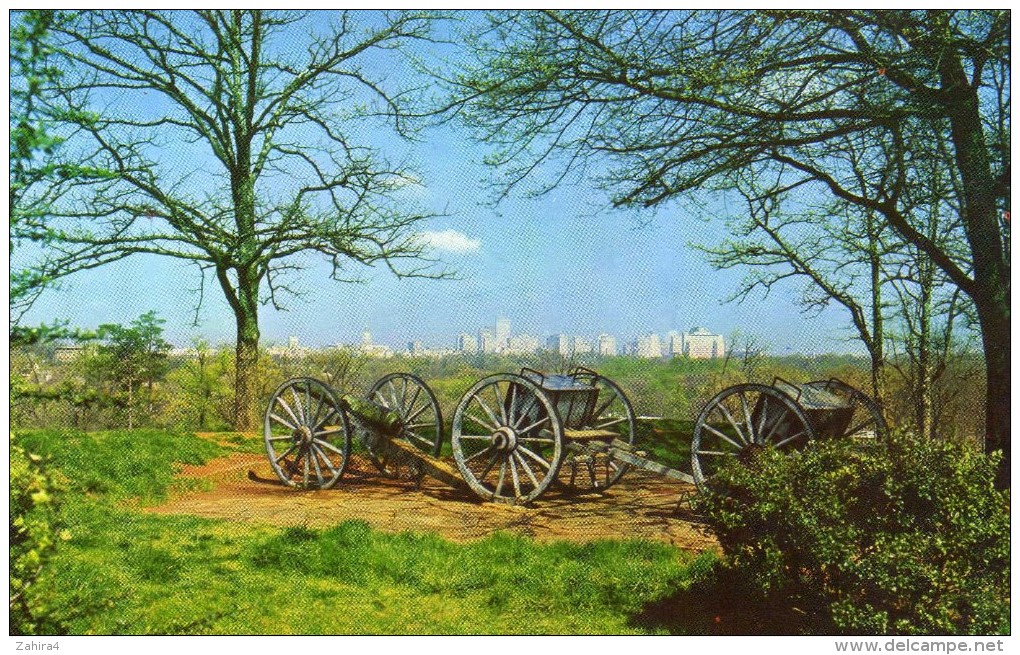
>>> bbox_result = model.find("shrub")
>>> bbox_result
[10,432,69,634]
[695,433,1009,635]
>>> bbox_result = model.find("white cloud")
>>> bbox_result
[419,229,481,253]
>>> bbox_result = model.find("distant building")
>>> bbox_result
[407,340,424,356]
[682,327,725,359]
[495,317,511,352]
[636,333,662,359]
[457,332,478,353]
[572,336,592,355]
[667,330,684,357]
[507,334,541,354]
[546,333,570,355]
[359,330,393,358]
[597,334,617,356]
[479,328,496,354]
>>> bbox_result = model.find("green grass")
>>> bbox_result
[14,428,718,635]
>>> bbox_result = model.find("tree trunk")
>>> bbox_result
[940,54,1010,485]
[977,300,1010,487]
[233,277,261,431]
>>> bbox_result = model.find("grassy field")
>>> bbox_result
[15,429,726,635]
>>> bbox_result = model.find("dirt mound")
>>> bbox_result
[148,453,718,551]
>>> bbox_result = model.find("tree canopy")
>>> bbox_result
[14,10,446,428]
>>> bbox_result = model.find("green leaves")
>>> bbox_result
[696,433,1009,634]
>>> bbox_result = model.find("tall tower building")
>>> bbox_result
[494,317,511,352]
[479,328,496,354]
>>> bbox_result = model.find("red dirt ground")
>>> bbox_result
[147,451,718,551]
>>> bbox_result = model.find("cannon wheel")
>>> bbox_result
[366,373,444,479]
[562,369,637,492]
[263,377,352,489]
[691,383,815,489]
[452,373,564,505]
[803,379,887,442]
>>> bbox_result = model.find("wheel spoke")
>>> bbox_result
[311,448,324,486]
[492,381,509,426]
[517,445,551,470]
[314,438,346,457]
[509,456,522,497]
[739,392,756,443]
[595,416,627,430]
[473,392,502,429]
[404,402,430,425]
[302,450,310,487]
[590,395,616,424]
[696,450,735,456]
[274,443,298,464]
[464,445,494,463]
[513,451,541,488]
[518,436,557,444]
[716,402,749,446]
[774,431,806,449]
[702,423,743,450]
[494,460,507,498]
[465,413,498,432]
[477,451,500,481]
[267,434,293,441]
[312,444,339,476]
[458,434,492,440]
[405,385,422,419]
[404,421,435,430]
[314,424,345,437]
[309,392,326,429]
[762,407,790,443]
[512,397,537,429]
[756,395,768,439]
[270,413,296,430]
[373,390,390,409]
[290,386,307,424]
[404,430,435,450]
[518,415,551,434]
[275,396,302,428]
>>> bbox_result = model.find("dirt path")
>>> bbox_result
[148,452,718,551]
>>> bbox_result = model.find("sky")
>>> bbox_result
[16,10,864,356]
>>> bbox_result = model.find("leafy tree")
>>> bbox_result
[450,10,1010,482]
[95,311,172,429]
[21,10,446,429]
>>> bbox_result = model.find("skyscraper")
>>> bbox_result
[495,317,511,352]
[479,328,496,354]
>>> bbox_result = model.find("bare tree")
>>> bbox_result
[21,10,447,428]
[449,9,1010,483]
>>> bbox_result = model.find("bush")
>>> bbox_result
[10,432,69,634]
[695,433,1009,635]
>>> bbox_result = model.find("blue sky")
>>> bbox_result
[17,10,862,355]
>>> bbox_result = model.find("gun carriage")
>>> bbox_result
[263,369,886,505]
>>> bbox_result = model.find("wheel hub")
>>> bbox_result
[294,425,314,448]
[491,426,518,453]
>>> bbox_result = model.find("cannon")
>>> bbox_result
[261,369,886,504]
[690,378,887,487]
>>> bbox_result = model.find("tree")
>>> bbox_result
[22,10,445,429]
[95,311,172,429]
[450,10,1010,482]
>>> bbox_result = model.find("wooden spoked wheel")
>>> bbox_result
[802,379,887,443]
[691,383,815,489]
[263,377,352,489]
[451,373,564,505]
[560,370,636,492]
[365,372,444,479]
